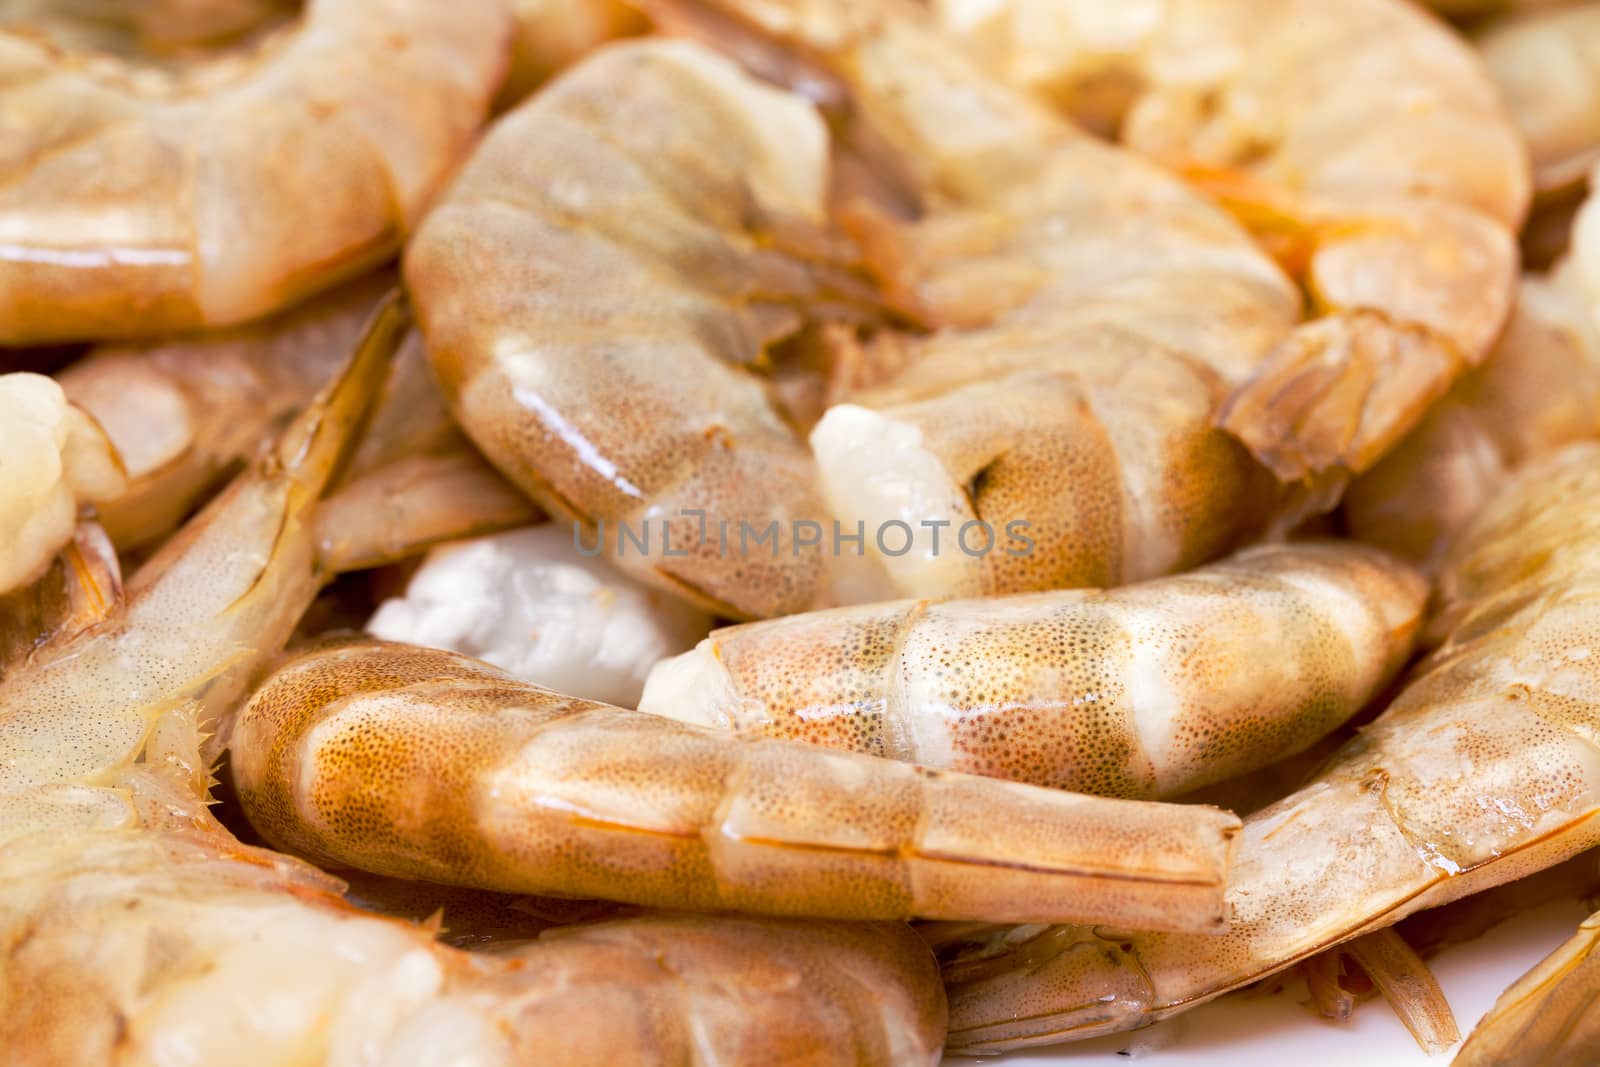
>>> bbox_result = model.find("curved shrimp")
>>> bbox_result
[0,825,948,1067]
[232,639,1241,931]
[934,441,1600,1052]
[937,0,1528,495]
[0,372,125,597]
[407,14,1302,616]
[1453,909,1600,1066]
[0,0,506,343]
[640,541,1424,799]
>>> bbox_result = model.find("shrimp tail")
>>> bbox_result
[1217,311,1467,489]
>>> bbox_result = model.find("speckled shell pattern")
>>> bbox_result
[0,0,508,343]
[231,640,1242,933]
[939,443,1600,1052]
[655,541,1427,798]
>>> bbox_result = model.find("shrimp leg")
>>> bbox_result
[642,541,1425,799]
[0,523,121,680]
[0,294,404,844]
[937,442,1600,1051]
[1453,910,1600,1066]
[232,640,1241,931]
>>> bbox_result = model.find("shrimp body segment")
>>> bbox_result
[939,0,1528,489]
[0,0,508,342]
[937,442,1600,1052]
[233,641,1242,931]
[642,542,1426,798]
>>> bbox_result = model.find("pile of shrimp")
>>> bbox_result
[7,0,1600,1063]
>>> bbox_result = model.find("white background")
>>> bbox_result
[942,894,1590,1065]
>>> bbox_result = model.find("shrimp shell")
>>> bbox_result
[936,441,1600,1051]
[232,640,1242,931]
[641,541,1425,799]
[0,0,507,342]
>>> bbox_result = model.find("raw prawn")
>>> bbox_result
[933,441,1600,1051]
[936,0,1528,493]
[0,0,506,343]
[0,372,125,596]
[232,638,1240,931]
[640,541,1424,799]
[406,15,1302,616]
